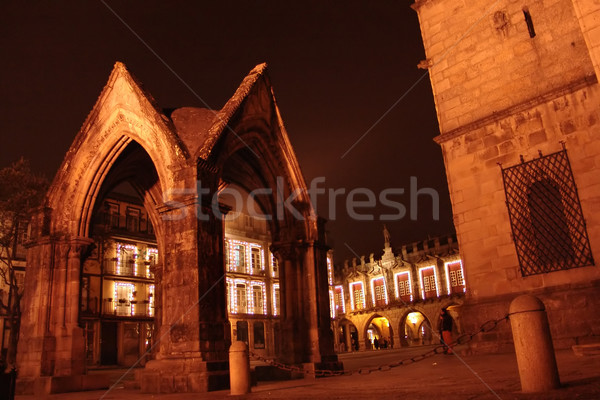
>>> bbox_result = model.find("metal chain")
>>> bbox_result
[248,313,510,377]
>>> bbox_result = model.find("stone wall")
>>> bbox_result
[413,0,600,350]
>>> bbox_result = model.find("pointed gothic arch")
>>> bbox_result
[17,62,338,394]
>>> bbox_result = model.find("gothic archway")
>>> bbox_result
[17,62,338,394]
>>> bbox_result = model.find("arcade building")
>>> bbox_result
[329,229,465,353]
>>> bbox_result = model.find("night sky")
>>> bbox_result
[0,1,454,262]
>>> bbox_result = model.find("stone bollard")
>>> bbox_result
[509,294,560,392]
[229,341,251,395]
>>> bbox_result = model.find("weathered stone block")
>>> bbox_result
[140,371,160,393]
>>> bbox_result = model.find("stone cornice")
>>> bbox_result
[434,74,598,145]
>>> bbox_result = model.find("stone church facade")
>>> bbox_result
[16,62,338,394]
[412,0,600,351]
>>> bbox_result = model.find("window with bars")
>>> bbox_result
[501,149,594,276]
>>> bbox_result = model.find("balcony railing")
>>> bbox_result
[104,259,154,279]
[93,213,155,238]
[103,299,154,317]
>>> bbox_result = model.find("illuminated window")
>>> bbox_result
[226,280,233,313]
[445,261,466,294]
[271,254,279,277]
[236,284,247,313]
[350,282,365,310]
[148,284,155,316]
[329,290,335,318]
[334,286,345,314]
[116,243,137,276]
[251,247,262,274]
[251,284,265,314]
[145,248,158,278]
[114,282,134,316]
[419,266,438,300]
[371,277,388,307]
[224,240,229,267]
[233,245,245,273]
[395,271,413,303]
[273,284,280,316]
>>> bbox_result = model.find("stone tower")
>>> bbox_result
[412,0,600,350]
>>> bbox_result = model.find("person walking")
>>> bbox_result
[439,308,453,354]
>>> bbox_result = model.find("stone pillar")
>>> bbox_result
[509,295,560,392]
[141,197,230,393]
[332,321,340,352]
[272,243,304,364]
[229,341,250,395]
[344,323,352,352]
[53,239,88,377]
[16,229,92,394]
[271,237,341,372]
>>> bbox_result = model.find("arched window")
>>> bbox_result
[527,178,575,268]
[502,149,594,276]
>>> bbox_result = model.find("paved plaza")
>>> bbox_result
[15,345,600,399]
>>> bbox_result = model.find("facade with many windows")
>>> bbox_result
[81,188,157,367]
[224,212,281,357]
[329,230,464,353]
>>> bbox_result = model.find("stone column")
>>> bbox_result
[53,239,89,376]
[332,321,340,352]
[344,323,352,352]
[509,295,560,392]
[16,236,54,380]
[16,230,91,394]
[141,196,230,393]
[271,243,303,364]
[271,239,341,371]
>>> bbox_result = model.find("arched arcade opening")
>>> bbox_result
[364,314,394,350]
[401,311,434,347]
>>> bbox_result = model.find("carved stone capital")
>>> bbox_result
[68,237,94,260]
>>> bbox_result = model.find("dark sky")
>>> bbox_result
[0,1,454,262]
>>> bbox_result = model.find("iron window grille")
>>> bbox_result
[501,148,594,276]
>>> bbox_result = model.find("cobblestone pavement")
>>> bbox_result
[16,346,600,399]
